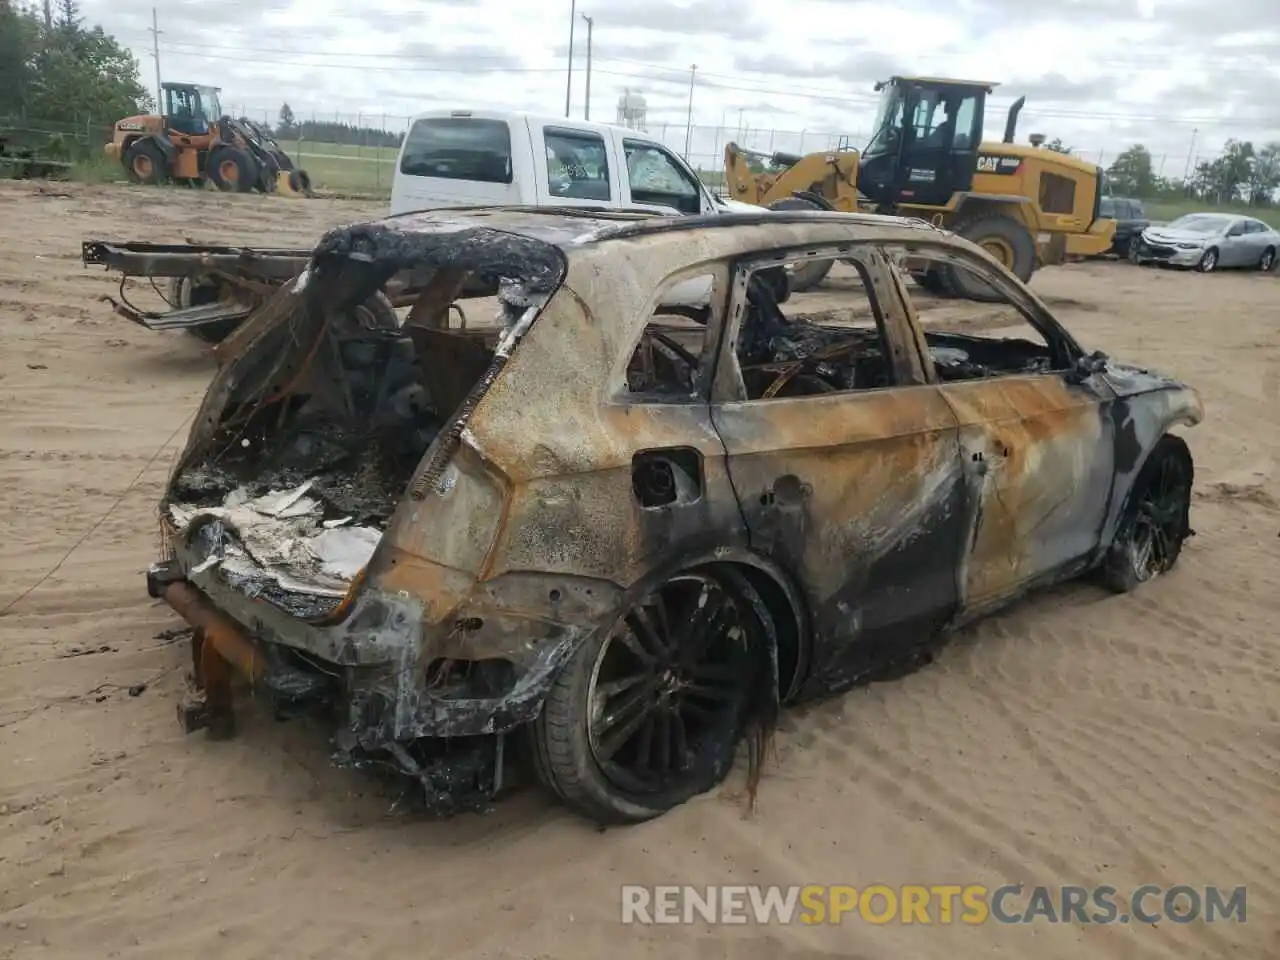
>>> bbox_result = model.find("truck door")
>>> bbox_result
[619,138,710,215]
[529,122,618,207]
[892,87,984,208]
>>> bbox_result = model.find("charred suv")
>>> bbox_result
[150,206,1203,824]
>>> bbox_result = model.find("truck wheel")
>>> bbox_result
[943,212,1036,302]
[530,566,774,825]
[205,145,258,193]
[123,140,167,186]
[767,196,835,292]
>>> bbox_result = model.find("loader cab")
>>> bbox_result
[163,83,222,137]
[858,76,992,209]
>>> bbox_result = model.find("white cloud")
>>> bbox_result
[88,0,1280,172]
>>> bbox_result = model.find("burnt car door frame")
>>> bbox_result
[705,240,972,695]
[885,239,1121,620]
[600,259,758,580]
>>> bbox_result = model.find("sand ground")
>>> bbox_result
[0,180,1276,959]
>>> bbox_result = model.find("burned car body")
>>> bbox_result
[150,206,1203,824]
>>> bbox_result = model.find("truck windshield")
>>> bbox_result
[197,87,222,120]
[864,84,905,157]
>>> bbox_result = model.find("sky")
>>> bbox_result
[84,0,1280,176]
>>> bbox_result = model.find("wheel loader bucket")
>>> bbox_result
[274,168,314,198]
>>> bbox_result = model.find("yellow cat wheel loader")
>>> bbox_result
[105,82,313,197]
[722,76,1116,297]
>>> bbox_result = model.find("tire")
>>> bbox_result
[1259,246,1276,272]
[1128,242,1142,265]
[205,145,258,193]
[942,212,1037,302]
[530,565,776,825]
[767,196,835,292]
[288,169,313,197]
[123,140,167,186]
[170,276,241,344]
[1099,435,1194,594]
[909,269,949,295]
[1196,247,1218,273]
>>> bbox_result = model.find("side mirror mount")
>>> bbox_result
[1064,349,1109,385]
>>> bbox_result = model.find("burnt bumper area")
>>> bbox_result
[147,559,530,813]
[148,559,332,738]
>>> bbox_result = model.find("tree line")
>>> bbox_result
[0,0,150,129]
[275,104,404,149]
[1102,140,1279,207]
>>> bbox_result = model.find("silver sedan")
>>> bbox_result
[1130,213,1279,272]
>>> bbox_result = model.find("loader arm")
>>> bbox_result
[722,142,862,212]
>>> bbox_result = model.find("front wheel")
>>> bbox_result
[530,566,774,824]
[123,140,166,185]
[1099,435,1194,594]
[942,212,1037,301]
[1196,247,1219,273]
[1259,246,1276,272]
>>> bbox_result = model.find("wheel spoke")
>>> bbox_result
[596,687,660,762]
[679,697,720,725]
[654,709,672,774]
[671,710,690,771]
[628,607,669,660]
[679,589,730,666]
[596,670,653,702]
[614,626,656,666]
[594,675,659,738]
[684,681,739,703]
[633,713,657,772]
[689,662,741,683]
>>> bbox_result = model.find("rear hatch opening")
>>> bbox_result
[161,220,567,620]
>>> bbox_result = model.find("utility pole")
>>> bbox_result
[581,14,594,120]
[1183,127,1198,181]
[683,64,697,158]
[564,0,576,118]
[150,8,163,110]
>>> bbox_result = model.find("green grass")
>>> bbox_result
[1144,199,1280,228]
[69,153,126,184]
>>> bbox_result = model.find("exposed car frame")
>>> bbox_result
[145,206,1204,824]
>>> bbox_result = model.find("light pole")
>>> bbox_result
[581,14,594,120]
[564,0,576,118]
[683,64,697,158]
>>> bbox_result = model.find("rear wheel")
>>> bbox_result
[1128,242,1142,265]
[531,566,774,824]
[1259,246,1276,272]
[943,212,1037,301]
[767,196,835,292]
[205,145,257,193]
[123,140,167,186]
[1100,435,1194,593]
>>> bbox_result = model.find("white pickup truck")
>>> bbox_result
[389,109,757,218]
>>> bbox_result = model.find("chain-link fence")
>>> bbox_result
[2,106,1264,212]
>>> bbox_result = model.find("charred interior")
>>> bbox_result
[164,222,565,619]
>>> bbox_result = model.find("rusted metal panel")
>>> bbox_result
[710,382,965,691]
[939,373,1114,609]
